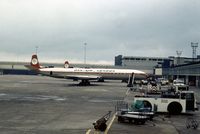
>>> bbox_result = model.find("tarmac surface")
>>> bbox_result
[0,75,200,134]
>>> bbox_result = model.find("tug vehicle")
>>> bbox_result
[133,91,198,114]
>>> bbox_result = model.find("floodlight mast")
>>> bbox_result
[191,42,198,62]
[176,51,182,57]
[84,43,87,65]
[35,46,38,55]
[176,50,182,65]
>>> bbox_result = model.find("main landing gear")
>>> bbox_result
[79,80,91,86]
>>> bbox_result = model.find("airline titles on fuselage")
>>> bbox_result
[74,69,116,73]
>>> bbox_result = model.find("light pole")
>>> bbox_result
[35,46,38,55]
[191,42,198,62]
[84,43,87,65]
[176,50,182,65]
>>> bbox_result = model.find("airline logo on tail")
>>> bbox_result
[64,61,69,68]
[31,54,40,69]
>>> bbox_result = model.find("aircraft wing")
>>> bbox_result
[65,75,101,80]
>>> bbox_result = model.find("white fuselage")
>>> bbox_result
[38,67,146,80]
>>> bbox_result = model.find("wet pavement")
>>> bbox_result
[0,75,199,134]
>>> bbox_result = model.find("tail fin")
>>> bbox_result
[64,61,69,68]
[30,54,40,69]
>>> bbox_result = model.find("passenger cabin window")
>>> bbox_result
[130,58,135,60]
[152,59,157,61]
[141,58,146,61]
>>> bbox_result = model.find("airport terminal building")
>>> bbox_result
[115,55,200,87]
[115,55,169,74]
[162,61,200,86]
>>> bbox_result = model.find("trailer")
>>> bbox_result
[133,91,198,114]
[115,101,154,124]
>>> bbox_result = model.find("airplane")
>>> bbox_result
[25,54,147,86]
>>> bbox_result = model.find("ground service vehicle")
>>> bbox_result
[157,78,169,85]
[115,101,154,124]
[172,79,189,92]
[133,91,198,114]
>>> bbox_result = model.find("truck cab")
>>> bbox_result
[180,91,197,111]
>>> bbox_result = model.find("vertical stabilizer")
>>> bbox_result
[64,61,69,68]
[30,54,40,69]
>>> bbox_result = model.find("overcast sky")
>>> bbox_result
[0,0,200,64]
